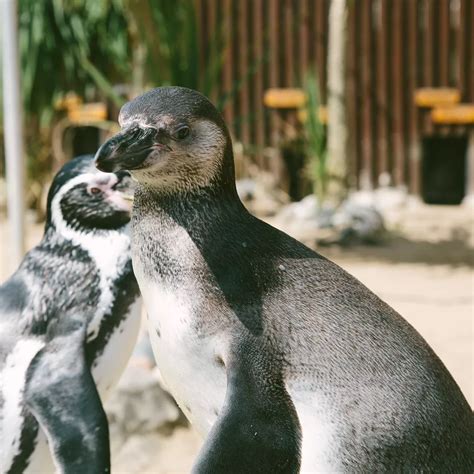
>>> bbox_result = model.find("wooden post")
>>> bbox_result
[327,0,348,204]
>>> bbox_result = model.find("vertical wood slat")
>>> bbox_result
[469,0,474,102]
[194,0,470,194]
[284,0,294,86]
[299,0,309,83]
[376,0,389,180]
[195,0,205,91]
[423,0,434,135]
[252,0,264,165]
[283,0,296,131]
[439,0,450,86]
[268,0,280,145]
[360,0,373,188]
[438,0,451,136]
[346,2,359,188]
[392,0,404,186]
[407,0,420,195]
[314,0,325,97]
[238,0,249,144]
[222,0,234,135]
[457,0,467,97]
[207,0,218,103]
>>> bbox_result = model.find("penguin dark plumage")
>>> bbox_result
[96,87,473,473]
[0,155,141,473]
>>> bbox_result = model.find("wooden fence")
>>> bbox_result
[197,0,474,194]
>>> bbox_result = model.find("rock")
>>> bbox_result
[348,187,408,213]
[331,202,385,245]
[112,427,201,474]
[236,178,257,201]
[272,192,386,245]
[237,175,289,217]
[106,364,182,454]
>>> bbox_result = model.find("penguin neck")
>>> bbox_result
[135,180,246,230]
[41,222,131,274]
[134,143,247,232]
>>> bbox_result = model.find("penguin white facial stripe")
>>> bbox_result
[0,339,44,472]
[51,175,132,340]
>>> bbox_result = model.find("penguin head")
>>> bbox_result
[46,154,134,232]
[95,87,235,193]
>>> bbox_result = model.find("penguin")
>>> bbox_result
[95,87,474,473]
[0,155,141,473]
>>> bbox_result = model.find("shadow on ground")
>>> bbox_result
[315,232,474,267]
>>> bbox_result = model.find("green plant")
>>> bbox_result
[129,0,226,99]
[1,0,255,210]
[19,0,131,124]
[303,73,328,205]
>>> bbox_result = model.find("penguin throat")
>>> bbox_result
[135,180,244,224]
[131,140,236,197]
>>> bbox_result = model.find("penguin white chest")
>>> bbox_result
[138,278,227,435]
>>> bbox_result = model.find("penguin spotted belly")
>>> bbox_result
[140,279,227,435]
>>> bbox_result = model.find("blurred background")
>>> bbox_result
[0,0,473,472]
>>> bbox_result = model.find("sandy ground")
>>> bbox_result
[1,204,473,472]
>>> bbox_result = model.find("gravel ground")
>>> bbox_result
[1,203,472,473]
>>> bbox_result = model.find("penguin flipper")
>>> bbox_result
[24,321,110,474]
[192,341,301,474]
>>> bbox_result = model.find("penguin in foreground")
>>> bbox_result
[0,155,141,473]
[96,87,473,473]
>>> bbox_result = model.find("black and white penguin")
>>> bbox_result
[96,87,473,473]
[0,155,141,473]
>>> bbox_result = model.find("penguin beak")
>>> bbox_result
[95,125,158,173]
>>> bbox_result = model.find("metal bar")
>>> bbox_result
[1,0,25,268]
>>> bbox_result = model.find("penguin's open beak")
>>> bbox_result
[95,125,158,173]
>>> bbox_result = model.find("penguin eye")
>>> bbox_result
[174,126,190,140]
[89,187,101,195]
